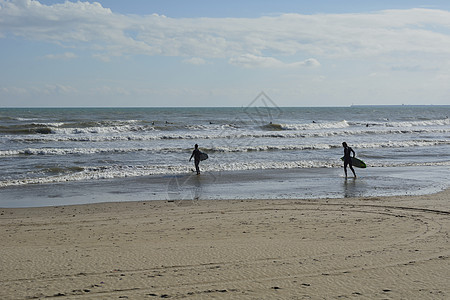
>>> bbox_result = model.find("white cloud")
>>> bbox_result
[1,1,450,68]
[229,54,281,68]
[0,84,78,97]
[229,54,320,68]
[42,84,78,95]
[299,58,321,68]
[183,57,207,65]
[44,52,77,60]
[0,86,28,96]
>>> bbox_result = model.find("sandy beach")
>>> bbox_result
[1,190,449,299]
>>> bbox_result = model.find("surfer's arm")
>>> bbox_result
[351,148,356,157]
[189,151,194,161]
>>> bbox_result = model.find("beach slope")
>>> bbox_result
[1,191,449,299]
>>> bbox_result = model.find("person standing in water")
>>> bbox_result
[342,142,356,178]
[189,144,201,175]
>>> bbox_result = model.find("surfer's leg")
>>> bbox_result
[349,163,356,178]
[195,160,200,175]
[343,161,348,178]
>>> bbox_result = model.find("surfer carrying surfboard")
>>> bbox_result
[189,144,202,175]
[342,142,357,178]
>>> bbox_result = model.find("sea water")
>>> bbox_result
[0,105,449,207]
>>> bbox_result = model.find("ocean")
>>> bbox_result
[1,105,449,207]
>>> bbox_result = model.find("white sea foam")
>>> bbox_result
[1,159,449,188]
[347,118,450,127]
[31,122,65,127]
[15,117,40,121]
[0,160,335,188]
[351,139,450,149]
[5,126,450,144]
[2,139,449,157]
[7,117,449,138]
[0,147,157,156]
[368,161,450,168]
[384,118,450,127]
[279,120,350,130]
[206,140,450,152]
[52,124,155,135]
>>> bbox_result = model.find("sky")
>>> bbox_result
[1,0,450,107]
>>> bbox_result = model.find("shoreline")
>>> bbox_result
[1,190,449,299]
[1,165,449,208]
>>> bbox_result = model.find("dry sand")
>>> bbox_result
[1,190,449,299]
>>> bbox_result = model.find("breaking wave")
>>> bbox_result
[2,140,450,157]
[1,159,449,188]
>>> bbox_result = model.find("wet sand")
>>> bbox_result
[2,166,449,208]
[1,190,449,299]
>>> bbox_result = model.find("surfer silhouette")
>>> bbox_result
[342,142,356,178]
[189,144,201,175]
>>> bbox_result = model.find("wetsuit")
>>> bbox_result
[343,145,356,177]
[343,146,355,165]
[190,148,201,174]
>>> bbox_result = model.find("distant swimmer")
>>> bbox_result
[342,142,356,178]
[189,144,202,175]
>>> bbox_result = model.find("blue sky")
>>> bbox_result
[1,0,450,107]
